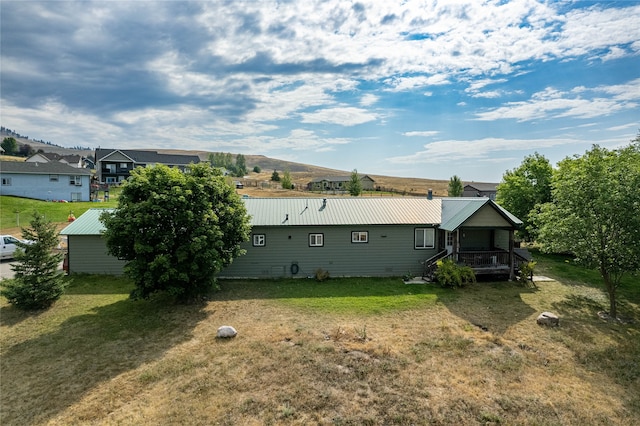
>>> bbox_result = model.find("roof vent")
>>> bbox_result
[427,189,433,200]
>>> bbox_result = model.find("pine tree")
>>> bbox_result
[1,213,66,309]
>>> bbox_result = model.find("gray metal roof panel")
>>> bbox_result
[244,197,441,226]
[60,208,112,235]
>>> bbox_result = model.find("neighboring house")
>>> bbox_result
[308,175,376,191]
[0,161,91,201]
[26,152,86,168]
[95,148,201,184]
[462,182,499,200]
[60,197,523,279]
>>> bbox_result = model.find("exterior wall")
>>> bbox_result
[219,224,438,278]
[361,177,375,190]
[98,152,135,184]
[494,229,510,250]
[459,229,491,251]
[463,205,511,227]
[67,235,125,275]
[0,173,91,201]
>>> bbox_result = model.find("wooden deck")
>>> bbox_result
[422,249,531,280]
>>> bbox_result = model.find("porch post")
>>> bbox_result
[508,229,515,280]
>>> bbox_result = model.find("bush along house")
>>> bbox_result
[60,197,525,280]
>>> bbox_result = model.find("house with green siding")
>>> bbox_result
[60,197,522,279]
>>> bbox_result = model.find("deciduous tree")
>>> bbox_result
[496,152,552,241]
[0,213,66,309]
[101,163,251,302]
[1,137,18,155]
[281,169,293,189]
[535,140,640,318]
[348,169,362,196]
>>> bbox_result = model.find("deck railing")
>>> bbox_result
[457,250,509,269]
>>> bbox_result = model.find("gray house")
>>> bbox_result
[462,182,499,200]
[60,197,523,279]
[0,161,91,201]
[95,148,201,184]
[308,175,376,192]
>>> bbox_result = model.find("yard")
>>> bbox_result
[1,252,638,425]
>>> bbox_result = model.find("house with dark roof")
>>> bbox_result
[26,152,87,168]
[0,160,92,201]
[308,175,375,192]
[60,197,525,279]
[95,148,201,184]
[462,182,499,200]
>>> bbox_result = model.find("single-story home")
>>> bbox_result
[462,182,499,200]
[95,148,201,184]
[0,161,92,201]
[308,175,375,192]
[60,197,524,279]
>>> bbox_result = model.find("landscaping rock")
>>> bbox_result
[536,312,559,327]
[217,325,237,338]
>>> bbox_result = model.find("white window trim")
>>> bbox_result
[2,177,11,186]
[414,228,435,249]
[49,174,59,182]
[252,234,266,247]
[351,231,368,243]
[309,233,324,247]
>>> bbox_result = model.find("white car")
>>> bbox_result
[0,235,28,260]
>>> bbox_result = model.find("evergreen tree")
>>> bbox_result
[271,170,280,182]
[448,175,463,196]
[1,213,66,309]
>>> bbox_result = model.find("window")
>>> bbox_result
[49,175,59,182]
[351,231,368,243]
[415,228,435,249]
[69,176,83,186]
[252,234,266,247]
[105,164,116,173]
[309,233,324,247]
[119,163,128,169]
[1,177,11,186]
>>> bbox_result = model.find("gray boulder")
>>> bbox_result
[217,325,238,338]
[536,312,559,327]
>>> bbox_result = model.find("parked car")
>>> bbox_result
[0,235,30,260]
[234,181,244,189]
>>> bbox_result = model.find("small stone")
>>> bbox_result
[217,325,237,338]
[536,312,559,327]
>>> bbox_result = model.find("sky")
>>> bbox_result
[1,1,639,182]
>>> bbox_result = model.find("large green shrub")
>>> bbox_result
[435,259,476,288]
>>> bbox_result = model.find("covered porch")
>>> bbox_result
[421,198,525,281]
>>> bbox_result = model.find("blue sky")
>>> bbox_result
[1,1,639,182]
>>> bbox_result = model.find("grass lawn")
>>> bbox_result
[1,256,639,425]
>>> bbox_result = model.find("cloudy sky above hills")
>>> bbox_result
[1,1,639,181]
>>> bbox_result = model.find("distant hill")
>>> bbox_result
[1,129,449,196]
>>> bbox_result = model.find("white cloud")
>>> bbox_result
[403,131,440,137]
[360,94,378,107]
[388,137,580,164]
[300,106,378,126]
[475,78,640,122]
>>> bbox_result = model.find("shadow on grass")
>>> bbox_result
[550,292,640,416]
[438,280,539,335]
[1,295,207,425]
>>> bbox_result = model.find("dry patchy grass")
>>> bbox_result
[1,274,638,425]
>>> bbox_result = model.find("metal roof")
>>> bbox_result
[440,198,522,231]
[244,197,441,226]
[0,161,91,175]
[59,198,522,236]
[60,208,112,235]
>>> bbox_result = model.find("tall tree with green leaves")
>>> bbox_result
[448,175,463,197]
[100,163,251,302]
[496,152,553,241]
[235,154,248,177]
[347,169,362,196]
[2,137,18,155]
[281,169,293,189]
[535,140,640,318]
[0,213,66,309]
